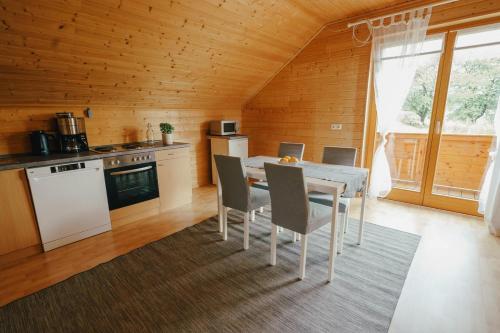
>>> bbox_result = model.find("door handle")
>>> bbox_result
[110,166,153,176]
[435,120,441,135]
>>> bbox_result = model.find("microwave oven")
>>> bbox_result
[210,120,238,135]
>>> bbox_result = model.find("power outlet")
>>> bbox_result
[330,123,342,130]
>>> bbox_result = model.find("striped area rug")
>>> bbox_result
[0,207,420,332]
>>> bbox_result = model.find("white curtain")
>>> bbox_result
[478,97,500,236]
[369,8,432,198]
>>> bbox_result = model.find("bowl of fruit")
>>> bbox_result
[279,155,300,165]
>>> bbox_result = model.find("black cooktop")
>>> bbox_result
[93,145,117,153]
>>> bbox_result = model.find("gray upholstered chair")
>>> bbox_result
[214,154,271,250]
[264,162,334,280]
[278,142,305,160]
[308,146,357,253]
[252,141,305,194]
[322,146,357,166]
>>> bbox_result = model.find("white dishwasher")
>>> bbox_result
[27,159,111,251]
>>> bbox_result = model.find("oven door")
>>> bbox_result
[104,162,159,210]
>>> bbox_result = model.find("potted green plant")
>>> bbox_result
[160,122,175,145]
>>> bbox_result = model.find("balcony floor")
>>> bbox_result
[392,180,480,200]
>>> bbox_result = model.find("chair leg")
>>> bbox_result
[344,206,349,234]
[338,213,346,255]
[293,232,297,242]
[259,207,264,213]
[250,210,255,222]
[299,234,308,280]
[243,212,250,250]
[270,223,278,265]
[223,206,228,241]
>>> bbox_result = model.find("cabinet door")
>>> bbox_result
[228,139,248,158]
[0,168,41,255]
[157,156,192,212]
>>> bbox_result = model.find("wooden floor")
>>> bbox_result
[349,197,500,333]
[1,186,499,333]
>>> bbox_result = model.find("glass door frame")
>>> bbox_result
[364,18,500,216]
[419,30,479,215]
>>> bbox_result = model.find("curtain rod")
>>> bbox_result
[347,0,459,28]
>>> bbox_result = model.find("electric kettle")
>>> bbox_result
[30,130,51,155]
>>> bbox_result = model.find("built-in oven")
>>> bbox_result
[103,152,159,210]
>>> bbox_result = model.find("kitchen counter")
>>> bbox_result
[0,141,190,171]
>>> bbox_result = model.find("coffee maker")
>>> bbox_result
[56,112,89,153]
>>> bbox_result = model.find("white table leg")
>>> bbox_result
[328,187,339,282]
[344,205,349,234]
[299,234,308,280]
[358,175,368,245]
[243,212,250,250]
[250,210,255,222]
[217,177,223,233]
[338,212,346,255]
[223,206,228,241]
[270,223,277,265]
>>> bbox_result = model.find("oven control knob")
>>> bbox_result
[132,157,138,162]
[110,160,116,166]
[141,156,146,160]
[116,160,121,165]
[147,155,152,160]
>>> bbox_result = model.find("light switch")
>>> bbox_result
[331,123,342,130]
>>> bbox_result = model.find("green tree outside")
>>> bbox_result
[402,57,500,127]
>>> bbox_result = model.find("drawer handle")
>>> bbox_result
[110,166,153,176]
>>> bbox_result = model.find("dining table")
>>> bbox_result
[216,156,369,282]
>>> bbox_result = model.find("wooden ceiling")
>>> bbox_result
[0,0,409,108]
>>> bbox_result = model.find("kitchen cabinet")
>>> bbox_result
[156,147,192,212]
[210,136,248,184]
[0,168,41,256]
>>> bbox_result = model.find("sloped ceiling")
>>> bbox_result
[0,0,408,108]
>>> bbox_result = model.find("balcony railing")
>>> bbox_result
[382,132,494,200]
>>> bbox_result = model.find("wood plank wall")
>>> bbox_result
[242,0,500,166]
[242,21,370,164]
[1,0,364,186]
[0,105,240,186]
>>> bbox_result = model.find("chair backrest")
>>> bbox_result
[264,163,309,234]
[278,142,305,160]
[214,155,249,212]
[322,146,357,167]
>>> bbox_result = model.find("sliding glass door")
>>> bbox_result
[370,23,500,215]
[380,35,444,204]
[423,24,500,214]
